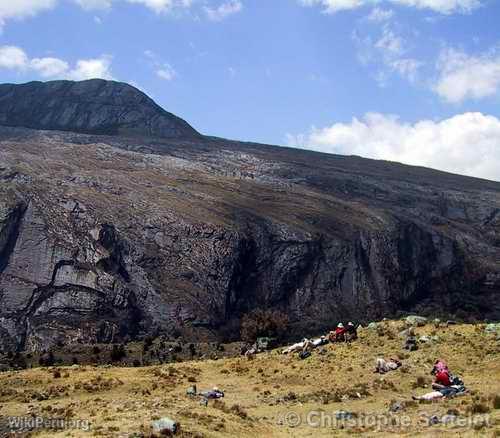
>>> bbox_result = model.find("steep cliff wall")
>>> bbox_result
[0,126,498,352]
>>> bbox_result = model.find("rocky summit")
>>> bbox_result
[0,79,200,139]
[0,79,499,353]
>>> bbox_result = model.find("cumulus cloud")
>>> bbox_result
[435,47,500,103]
[0,0,201,28]
[299,0,482,14]
[66,56,113,80]
[0,45,29,69]
[0,45,114,80]
[0,0,56,29]
[126,0,194,14]
[30,57,69,77]
[204,0,243,21]
[286,112,500,181]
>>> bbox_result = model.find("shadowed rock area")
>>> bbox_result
[0,79,200,139]
[0,79,499,353]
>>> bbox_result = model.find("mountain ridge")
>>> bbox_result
[0,79,200,139]
[0,80,498,353]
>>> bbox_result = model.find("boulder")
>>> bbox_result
[406,316,427,327]
[485,323,500,334]
[389,401,405,412]
[152,417,179,435]
[335,411,354,420]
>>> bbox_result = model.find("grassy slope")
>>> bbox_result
[0,321,499,437]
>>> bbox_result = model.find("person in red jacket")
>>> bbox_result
[332,323,346,342]
[432,370,452,390]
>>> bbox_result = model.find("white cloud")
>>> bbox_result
[353,26,423,84]
[30,57,69,77]
[287,112,500,181]
[0,45,114,80]
[144,49,177,81]
[367,7,394,21]
[299,0,364,13]
[391,0,480,14]
[0,45,29,69]
[375,27,404,56]
[126,0,193,14]
[0,0,56,29]
[299,0,482,14]
[204,0,242,21]
[156,63,176,80]
[435,48,500,103]
[74,0,113,10]
[0,0,196,28]
[66,56,113,80]
[390,58,423,82]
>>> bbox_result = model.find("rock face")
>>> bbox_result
[0,79,200,139]
[0,80,499,353]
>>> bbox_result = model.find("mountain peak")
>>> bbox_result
[0,79,200,139]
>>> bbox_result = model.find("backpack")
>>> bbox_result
[299,351,311,360]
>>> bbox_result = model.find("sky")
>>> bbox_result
[0,0,499,181]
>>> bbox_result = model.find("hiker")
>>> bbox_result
[330,323,347,342]
[431,359,449,376]
[374,357,402,374]
[302,338,314,353]
[413,383,467,401]
[312,335,328,347]
[200,386,224,399]
[429,359,453,390]
[346,322,358,341]
[245,348,256,361]
[282,339,306,355]
[432,369,452,390]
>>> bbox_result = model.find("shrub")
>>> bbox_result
[143,336,154,352]
[39,351,55,367]
[240,309,289,342]
[412,375,429,389]
[492,394,500,410]
[469,402,490,414]
[110,344,126,362]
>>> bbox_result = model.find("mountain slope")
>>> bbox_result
[0,79,200,139]
[0,80,499,353]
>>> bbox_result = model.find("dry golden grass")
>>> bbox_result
[0,321,499,437]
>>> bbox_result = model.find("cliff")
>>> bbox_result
[0,80,499,352]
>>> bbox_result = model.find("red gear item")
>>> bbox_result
[435,371,451,386]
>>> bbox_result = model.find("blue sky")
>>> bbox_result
[0,0,500,180]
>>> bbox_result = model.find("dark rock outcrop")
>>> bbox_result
[0,80,499,353]
[0,79,200,139]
